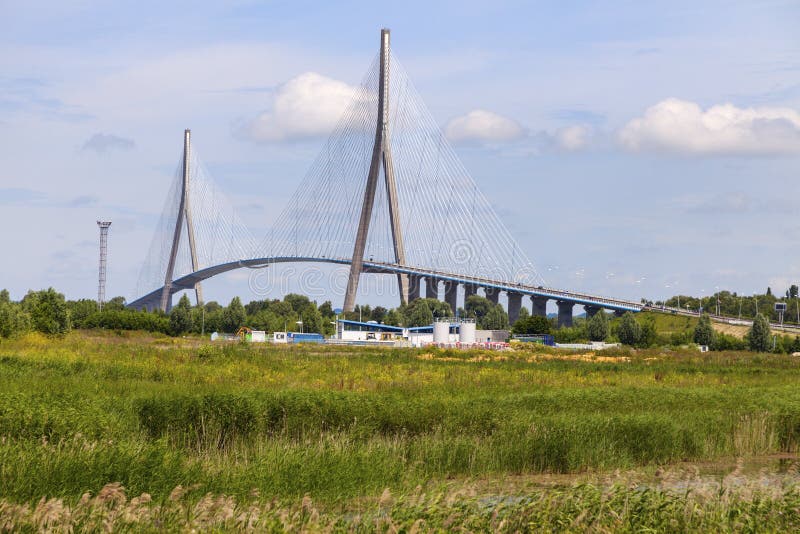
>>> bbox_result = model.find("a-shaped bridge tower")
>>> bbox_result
[345,29,407,312]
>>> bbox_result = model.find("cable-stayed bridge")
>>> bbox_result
[130,29,646,326]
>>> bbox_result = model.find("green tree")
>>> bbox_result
[616,312,641,346]
[0,301,31,338]
[465,295,493,324]
[0,289,9,304]
[384,309,402,326]
[318,301,334,318]
[169,294,194,335]
[790,285,799,299]
[67,299,100,328]
[517,306,530,321]
[244,299,271,315]
[27,288,70,335]
[693,314,716,346]
[202,305,224,333]
[405,299,434,327]
[301,305,323,334]
[371,306,388,323]
[103,296,127,311]
[587,311,609,342]
[284,294,312,314]
[222,296,247,332]
[511,315,550,335]
[482,304,509,330]
[637,316,657,348]
[748,313,772,352]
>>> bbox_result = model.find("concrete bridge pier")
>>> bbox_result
[408,275,421,302]
[464,284,478,300]
[484,287,500,305]
[584,305,601,318]
[425,278,438,300]
[507,292,522,324]
[557,301,574,328]
[444,282,458,315]
[531,296,548,317]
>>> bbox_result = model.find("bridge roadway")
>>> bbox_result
[128,256,643,322]
[130,255,800,332]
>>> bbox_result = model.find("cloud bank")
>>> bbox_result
[242,72,358,142]
[619,98,800,156]
[444,109,526,145]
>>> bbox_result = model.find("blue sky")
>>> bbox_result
[1,0,799,310]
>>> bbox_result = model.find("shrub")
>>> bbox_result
[0,301,31,338]
[693,314,715,346]
[24,288,70,335]
[748,314,772,352]
[587,312,609,342]
[616,312,641,346]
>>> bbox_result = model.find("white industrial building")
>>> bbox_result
[336,318,507,348]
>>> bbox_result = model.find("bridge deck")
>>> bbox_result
[130,256,797,333]
[129,256,643,312]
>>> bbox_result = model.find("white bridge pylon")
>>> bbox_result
[258,29,546,308]
[134,130,257,311]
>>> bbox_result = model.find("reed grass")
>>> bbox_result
[3,330,800,512]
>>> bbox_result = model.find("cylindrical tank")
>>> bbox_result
[433,319,450,344]
[459,320,476,344]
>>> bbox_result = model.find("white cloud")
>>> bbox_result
[444,109,526,145]
[555,125,590,151]
[81,133,135,153]
[242,72,359,142]
[619,98,800,155]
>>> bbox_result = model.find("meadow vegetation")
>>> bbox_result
[3,331,800,529]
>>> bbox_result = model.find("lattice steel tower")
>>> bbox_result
[96,220,112,310]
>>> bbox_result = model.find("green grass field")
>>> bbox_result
[3,331,800,531]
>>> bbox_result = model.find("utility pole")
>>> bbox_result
[96,221,111,310]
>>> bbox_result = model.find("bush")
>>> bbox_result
[587,312,609,342]
[169,295,194,336]
[748,314,772,352]
[712,333,747,351]
[83,310,169,334]
[616,312,641,346]
[512,315,551,335]
[24,288,70,335]
[693,314,715,346]
[0,301,31,338]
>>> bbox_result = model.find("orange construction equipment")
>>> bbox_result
[235,326,253,340]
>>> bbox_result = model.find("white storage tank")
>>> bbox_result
[459,319,476,344]
[433,319,450,344]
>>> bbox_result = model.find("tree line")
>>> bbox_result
[510,306,800,354]
[658,285,800,324]
[0,288,510,339]
[3,287,797,353]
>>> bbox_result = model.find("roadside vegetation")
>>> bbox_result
[4,330,800,529]
[3,286,800,353]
